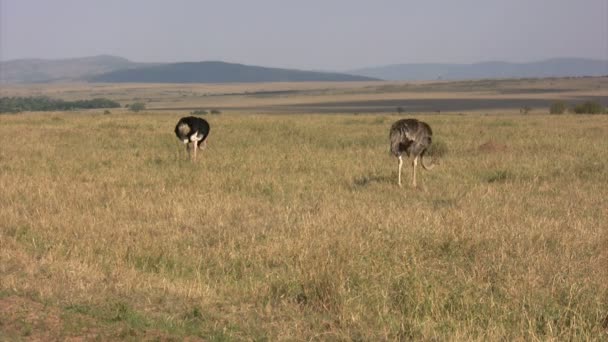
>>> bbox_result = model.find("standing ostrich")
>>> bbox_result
[174,116,210,161]
[389,118,435,187]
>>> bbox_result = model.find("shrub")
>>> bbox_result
[572,101,604,114]
[129,102,146,112]
[210,109,222,115]
[549,101,567,114]
[190,109,208,115]
[520,106,532,115]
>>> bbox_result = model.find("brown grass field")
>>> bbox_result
[1,78,607,340]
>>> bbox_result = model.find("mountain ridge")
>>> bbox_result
[2,55,607,84]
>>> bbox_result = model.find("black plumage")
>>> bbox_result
[175,116,210,160]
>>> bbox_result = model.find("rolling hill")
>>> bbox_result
[0,55,153,84]
[87,61,378,83]
[348,58,608,81]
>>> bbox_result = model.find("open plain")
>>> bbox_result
[1,77,607,340]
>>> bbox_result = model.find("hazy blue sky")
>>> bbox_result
[1,0,606,70]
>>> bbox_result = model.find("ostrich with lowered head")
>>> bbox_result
[389,118,435,187]
[174,116,210,161]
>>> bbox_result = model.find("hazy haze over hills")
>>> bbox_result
[0,55,152,84]
[349,58,608,81]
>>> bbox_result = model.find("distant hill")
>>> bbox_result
[3,55,606,84]
[88,61,378,83]
[0,55,153,84]
[348,58,608,81]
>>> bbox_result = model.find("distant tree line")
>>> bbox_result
[0,96,121,113]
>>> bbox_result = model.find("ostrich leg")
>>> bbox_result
[412,156,418,187]
[398,155,403,187]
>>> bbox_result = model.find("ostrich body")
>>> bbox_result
[389,118,434,187]
[174,116,210,161]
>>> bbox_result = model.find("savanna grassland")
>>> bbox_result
[1,78,607,340]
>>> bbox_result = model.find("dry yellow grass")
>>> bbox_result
[1,81,607,340]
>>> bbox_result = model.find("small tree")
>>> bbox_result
[129,102,146,112]
[549,101,567,114]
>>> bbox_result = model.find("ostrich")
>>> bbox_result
[389,118,435,187]
[174,116,210,161]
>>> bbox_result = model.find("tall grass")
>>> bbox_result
[1,112,607,340]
